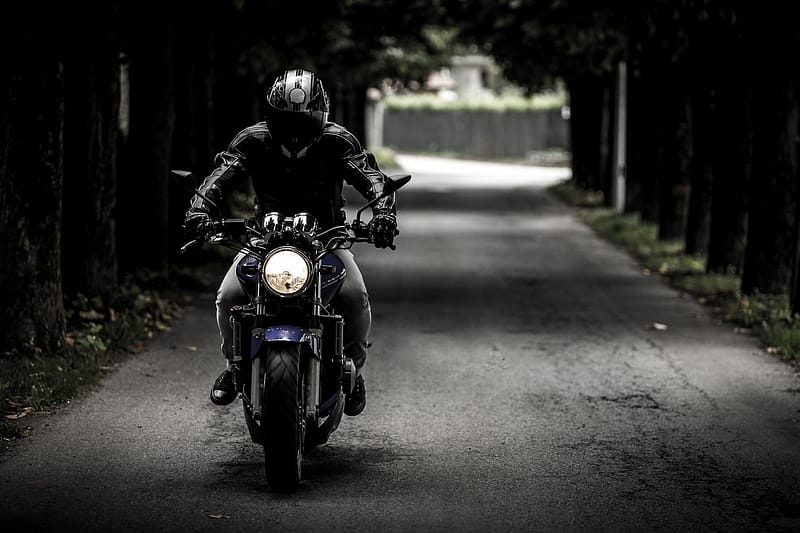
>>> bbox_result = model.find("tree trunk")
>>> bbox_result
[793,113,800,313]
[741,76,798,294]
[62,5,120,301]
[684,79,713,255]
[0,15,67,355]
[599,73,615,207]
[117,12,175,275]
[624,68,644,214]
[741,5,800,297]
[627,65,660,223]
[706,76,752,274]
[655,78,692,241]
[566,77,605,193]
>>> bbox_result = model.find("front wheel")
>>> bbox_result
[262,342,304,492]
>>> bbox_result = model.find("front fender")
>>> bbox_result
[250,326,318,358]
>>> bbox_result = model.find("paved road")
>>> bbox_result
[2,155,799,532]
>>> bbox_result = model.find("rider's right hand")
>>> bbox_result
[183,210,212,239]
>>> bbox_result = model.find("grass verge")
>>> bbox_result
[549,179,800,365]
[0,266,216,447]
[370,145,402,170]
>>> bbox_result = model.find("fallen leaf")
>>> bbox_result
[132,341,145,352]
[4,407,34,420]
[647,322,668,331]
[208,514,230,519]
[65,336,75,347]
[99,366,113,372]
[733,328,751,334]
[185,346,198,352]
[766,346,781,354]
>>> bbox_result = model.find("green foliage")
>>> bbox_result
[724,293,791,329]
[230,1,453,89]
[549,179,604,207]
[580,209,659,255]
[369,146,402,170]
[64,283,181,355]
[727,293,800,361]
[578,207,704,276]
[761,319,800,361]
[452,0,628,90]
[0,278,184,439]
[671,273,740,297]
[383,91,566,111]
[0,351,103,413]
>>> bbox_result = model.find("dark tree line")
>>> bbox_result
[453,0,800,309]
[0,0,446,357]
[5,0,798,358]
[0,7,67,354]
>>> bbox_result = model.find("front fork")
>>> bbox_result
[234,268,345,421]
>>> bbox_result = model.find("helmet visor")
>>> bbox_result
[266,108,327,152]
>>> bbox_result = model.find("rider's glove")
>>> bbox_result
[183,210,212,239]
[369,209,398,249]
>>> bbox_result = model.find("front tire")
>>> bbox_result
[262,342,304,492]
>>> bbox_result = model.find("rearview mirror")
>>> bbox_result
[355,173,412,224]
[384,174,412,195]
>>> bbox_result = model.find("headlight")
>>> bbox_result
[262,246,312,297]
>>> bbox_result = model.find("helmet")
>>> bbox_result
[265,69,329,158]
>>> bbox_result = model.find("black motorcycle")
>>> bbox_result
[177,171,410,492]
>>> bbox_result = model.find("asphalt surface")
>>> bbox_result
[1,154,799,532]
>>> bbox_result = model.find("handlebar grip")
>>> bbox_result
[353,224,370,239]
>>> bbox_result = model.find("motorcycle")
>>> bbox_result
[176,171,411,492]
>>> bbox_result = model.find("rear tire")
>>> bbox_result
[262,343,304,492]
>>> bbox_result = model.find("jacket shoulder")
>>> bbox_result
[229,121,272,151]
[319,122,363,156]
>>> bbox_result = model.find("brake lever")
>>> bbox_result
[180,239,201,254]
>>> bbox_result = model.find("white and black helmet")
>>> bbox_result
[265,68,330,158]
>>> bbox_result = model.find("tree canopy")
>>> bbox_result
[2,0,800,357]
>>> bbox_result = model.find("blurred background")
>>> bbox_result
[1,0,799,369]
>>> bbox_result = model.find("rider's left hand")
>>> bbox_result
[183,210,212,239]
[369,210,397,249]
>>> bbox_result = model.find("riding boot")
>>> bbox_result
[210,361,237,406]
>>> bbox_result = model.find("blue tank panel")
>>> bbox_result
[235,254,260,293]
[321,252,346,304]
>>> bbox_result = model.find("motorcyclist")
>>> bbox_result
[183,68,397,417]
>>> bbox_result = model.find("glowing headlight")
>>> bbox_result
[262,247,312,296]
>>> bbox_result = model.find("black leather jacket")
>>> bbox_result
[189,121,395,230]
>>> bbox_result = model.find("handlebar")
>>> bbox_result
[180,217,394,254]
[180,218,252,254]
[178,172,410,255]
